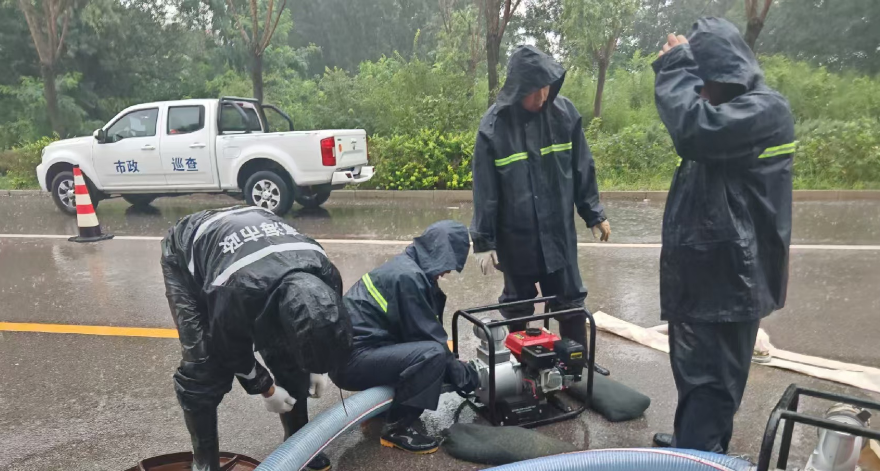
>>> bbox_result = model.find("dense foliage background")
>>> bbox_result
[2,0,879,190]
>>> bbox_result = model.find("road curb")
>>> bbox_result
[3,189,880,201]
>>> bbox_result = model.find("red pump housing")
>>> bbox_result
[505,327,561,359]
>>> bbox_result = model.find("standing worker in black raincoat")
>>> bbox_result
[330,221,480,454]
[650,18,796,453]
[470,45,611,346]
[161,206,353,471]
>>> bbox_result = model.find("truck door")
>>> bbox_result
[161,105,215,187]
[92,108,167,188]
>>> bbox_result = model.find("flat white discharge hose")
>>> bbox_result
[594,311,880,394]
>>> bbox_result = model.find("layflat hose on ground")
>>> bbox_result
[255,386,395,471]
[484,448,754,471]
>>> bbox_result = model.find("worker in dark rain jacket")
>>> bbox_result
[330,220,480,454]
[161,206,353,471]
[650,18,796,453]
[470,45,611,346]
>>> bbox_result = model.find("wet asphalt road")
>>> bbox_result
[1,193,879,471]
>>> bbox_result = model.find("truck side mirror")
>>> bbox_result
[93,129,106,143]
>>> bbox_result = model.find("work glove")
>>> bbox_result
[474,250,499,275]
[309,373,328,398]
[590,220,612,242]
[262,385,296,414]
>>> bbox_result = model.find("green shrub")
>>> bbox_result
[793,119,880,189]
[0,136,57,189]
[367,129,475,190]
[588,119,678,190]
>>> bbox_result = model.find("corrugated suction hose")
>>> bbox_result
[484,448,755,471]
[255,386,394,471]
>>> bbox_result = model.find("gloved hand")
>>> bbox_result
[262,385,296,414]
[474,250,499,275]
[309,373,328,398]
[590,220,611,242]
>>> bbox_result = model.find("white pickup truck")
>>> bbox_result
[36,97,374,215]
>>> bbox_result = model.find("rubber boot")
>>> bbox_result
[280,401,332,471]
[183,409,221,471]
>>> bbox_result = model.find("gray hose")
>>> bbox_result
[255,386,395,471]
[484,448,754,471]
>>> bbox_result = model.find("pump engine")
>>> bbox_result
[470,318,586,425]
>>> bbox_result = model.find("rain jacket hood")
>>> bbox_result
[496,45,565,110]
[344,221,469,350]
[470,45,605,278]
[688,17,761,89]
[404,220,470,280]
[652,17,796,323]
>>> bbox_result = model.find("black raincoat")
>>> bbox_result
[654,18,795,323]
[470,45,606,277]
[160,206,351,412]
[331,220,478,412]
[654,17,796,454]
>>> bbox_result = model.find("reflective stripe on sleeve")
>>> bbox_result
[361,273,388,313]
[210,242,327,286]
[494,152,528,167]
[759,141,798,159]
[540,142,573,155]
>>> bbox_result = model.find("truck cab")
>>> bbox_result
[36,97,374,215]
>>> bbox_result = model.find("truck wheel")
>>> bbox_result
[51,171,99,215]
[244,170,293,215]
[122,195,157,207]
[294,186,332,209]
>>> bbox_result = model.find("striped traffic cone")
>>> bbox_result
[68,165,114,243]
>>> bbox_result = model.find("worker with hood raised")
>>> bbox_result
[330,220,480,455]
[650,18,796,453]
[470,45,611,346]
[161,206,353,471]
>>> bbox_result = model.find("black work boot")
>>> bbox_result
[380,421,440,454]
[652,432,674,448]
[304,452,332,471]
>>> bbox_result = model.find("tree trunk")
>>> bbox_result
[486,34,501,107]
[41,64,62,136]
[593,59,608,119]
[744,16,764,52]
[251,52,264,103]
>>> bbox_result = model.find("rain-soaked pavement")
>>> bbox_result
[1,192,879,470]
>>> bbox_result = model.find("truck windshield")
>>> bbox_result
[219,104,263,133]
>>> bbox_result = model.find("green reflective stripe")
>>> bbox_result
[362,273,388,313]
[677,156,682,167]
[540,142,573,155]
[760,141,798,158]
[495,152,528,167]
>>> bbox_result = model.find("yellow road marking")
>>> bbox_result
[0,322,178,338]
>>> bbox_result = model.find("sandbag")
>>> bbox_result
[442,423,577,465]
[568,373,651,422]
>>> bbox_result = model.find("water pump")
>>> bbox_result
[451,298,598,428]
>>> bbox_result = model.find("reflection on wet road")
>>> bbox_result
[1,193,879,244]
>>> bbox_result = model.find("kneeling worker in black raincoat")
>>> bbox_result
[470,45,611,346]
[330,221,480,454]
[161,206,353,471]
[651,18,795,453]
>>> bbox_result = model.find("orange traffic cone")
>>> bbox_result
[69,165,114,243]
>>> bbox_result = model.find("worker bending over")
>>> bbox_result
[330,220,480,454]
[651,18,795,453]
[470,45,611,347]
[161,206,352,471]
